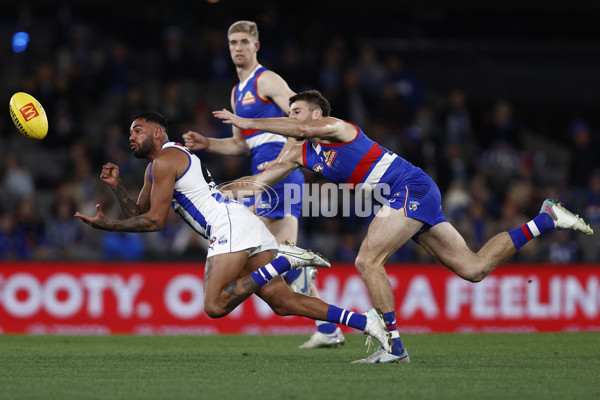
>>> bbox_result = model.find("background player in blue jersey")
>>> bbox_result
[74,111,392,355]
[183,21,344,349]
[210,90,594,363]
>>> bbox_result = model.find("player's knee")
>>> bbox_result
[354,254,370,274]
[454,265,486,283]
[354,253,381,276]
[203,301,229,319]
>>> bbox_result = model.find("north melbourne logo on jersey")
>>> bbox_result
[241,91,256,106]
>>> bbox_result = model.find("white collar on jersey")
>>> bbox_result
[238,64,263,91]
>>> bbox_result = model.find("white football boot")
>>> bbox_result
[362,308,393,353]
[352,347,410,364]
[540,198,593,235]
[289,266,318,295]
[278,241,331,269]
[298,327,345,349]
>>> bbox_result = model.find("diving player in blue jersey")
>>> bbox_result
[74,112,392,354]
[183,21,344,349]
[211,90,594,363]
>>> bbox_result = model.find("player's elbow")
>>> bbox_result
[143,214,165,232]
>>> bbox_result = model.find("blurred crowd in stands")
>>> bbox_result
[1,3,599,263]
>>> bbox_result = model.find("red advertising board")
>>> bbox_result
[0,262,598,334]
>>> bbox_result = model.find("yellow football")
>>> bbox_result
[9,92,48,140]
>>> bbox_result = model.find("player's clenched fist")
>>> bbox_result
[183,131,208,151]
[100,162,120,188]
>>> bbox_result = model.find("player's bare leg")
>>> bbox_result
[418,222,515,282]
[202,250,265,318]
[203,242,330,319]
[261,214,344,348]
[355,206,423,314]
[352,205,423,363]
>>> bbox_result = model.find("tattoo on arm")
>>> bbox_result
[113,183,142,218]
[114,215,161,232]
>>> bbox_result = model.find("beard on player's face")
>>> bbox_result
[132,134,155,159]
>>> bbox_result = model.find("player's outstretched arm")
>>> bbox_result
[220,143,303,198]
[213,109,341,141]
[75,152,178,232]
[182,130,250,156]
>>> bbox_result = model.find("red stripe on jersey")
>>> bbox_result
[241,129,261,137]
[347,143,384,187]
[403,186,408,216]
[520,224,533,240]
[302,141,308,168]
[254,71,271,103]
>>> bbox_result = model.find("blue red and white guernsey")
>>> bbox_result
[233,64,303,218]
[301,123,448,236]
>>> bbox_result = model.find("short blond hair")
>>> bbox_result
[228,20,259,41]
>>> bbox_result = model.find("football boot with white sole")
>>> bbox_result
[278,241,331,269]
[540,198,593,235]
[352,347,410,364]
[298,327,345,349]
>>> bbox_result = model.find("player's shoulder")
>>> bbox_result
[256,69,286,86]
[157,143,191,162]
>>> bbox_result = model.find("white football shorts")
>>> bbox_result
[206,202,278,258]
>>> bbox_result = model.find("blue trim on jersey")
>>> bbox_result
[212,192,232,204]
[176,150,192,182]
[150,142,193,183]
[173,189,211,237]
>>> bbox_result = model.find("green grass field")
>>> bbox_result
[0,333,598,400]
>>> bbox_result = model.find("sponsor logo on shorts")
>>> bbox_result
[19,103,40,121]
[218,236,228,245]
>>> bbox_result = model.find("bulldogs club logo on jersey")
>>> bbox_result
[313,163,324,173]
[409,201,420,212]
[241,91,256,106]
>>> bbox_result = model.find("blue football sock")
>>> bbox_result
[383,311,404,355]
[326,305,366,331]
[316,321,337,334]
[250,257,291,288]
[508,213,554,251]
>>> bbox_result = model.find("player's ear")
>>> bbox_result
[255,40,260,52]
[312,108,322,119]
